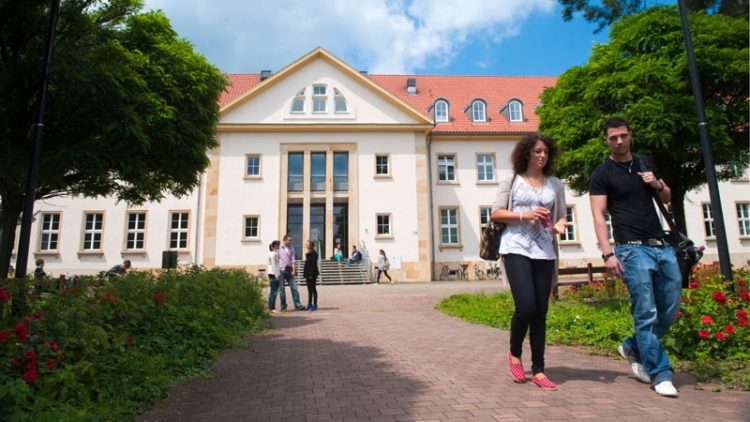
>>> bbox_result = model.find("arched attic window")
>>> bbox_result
[508,100,523,122]
[434,99,449,122]
[471,100,486,122]
[334,88,348,113]
[291,88,305,113]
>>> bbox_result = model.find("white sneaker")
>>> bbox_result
[618,345,651,384]
[654,380,678,397]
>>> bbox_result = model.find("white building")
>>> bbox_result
[12,48,750,280]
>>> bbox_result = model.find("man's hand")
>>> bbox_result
[637,171,660,190]
[605,255,624,277]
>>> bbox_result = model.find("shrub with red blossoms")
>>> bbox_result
[0,286,11,303]
[153,291,165,306]
[1,313,63,387]
[666,264,750,360]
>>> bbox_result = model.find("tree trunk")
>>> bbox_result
[0,193,23,280]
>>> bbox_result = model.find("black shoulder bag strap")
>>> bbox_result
[636,155,686,248]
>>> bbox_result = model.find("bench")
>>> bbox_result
[554,263,608,297]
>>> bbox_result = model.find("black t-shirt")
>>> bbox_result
[589,154,665,243]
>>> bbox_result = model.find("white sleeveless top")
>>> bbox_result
[498,177,557,260]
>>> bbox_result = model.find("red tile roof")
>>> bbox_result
[220,73,557,134]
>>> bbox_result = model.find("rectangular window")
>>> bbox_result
[310,152,326,191]
[375,154,390,176]
[437,154,456,182]
[125,212,146,250]
[476,154,495,182]
[560,206,576,242]
[702,203,716,238]
[243,215,259,240]
[333,152,348,191]
[439,207,460,245]
[730,162,746,179]
[245,154,261,177]
[39,213,61,251]
[169,212,189,250]
[288,152,304,192]
[312,85,326,113]
[479,207,492,229]
[291,98,304,113]
[376,214,391,237]
[82,212,104,251]
[737,202,750,236]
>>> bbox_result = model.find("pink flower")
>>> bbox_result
[725,324,736,334]
[712,291,728,304]
[698,329,710,340]
[701,315,713,325]
[715,331,725,341]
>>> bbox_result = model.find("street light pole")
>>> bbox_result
[676,0,733,282]
[13,0,61,315]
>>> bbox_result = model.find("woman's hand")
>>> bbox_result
[525,206,550,223]
[552,219,569,235]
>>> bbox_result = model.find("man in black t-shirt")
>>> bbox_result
[589,117,682,398]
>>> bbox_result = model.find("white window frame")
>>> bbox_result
[168,211,190,250]
[476,153,495,183]
[312,84,327,113]
[245,154,262,179]
[702,203,716,238]
[508,100,523,122]
[124,211,147,251]
[471,100,486,122]
[243,215,260,241]
[81,212,104,252]
[38,212,61,252]
[439,207,461,246]
[437,154,457,183]
[291,88,305,113]
[737,202,750,237]
[375,154,391,177]
[334,88,348,113]
[376,213,392,238]
[434,100,449,122]
[560,206,577,243]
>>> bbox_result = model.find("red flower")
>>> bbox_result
[47,339,59,353]
[153,292,165,306]
[25,349,37,362]
[676,310,682,319]
[701,315,713,325]
[739,309,748,319]
[15,322,28,342]
[9,358,20,368]
[725,324,736,334]
[712,291,728,304]
[715,331,725,341]
[739,289,750,303]
[698,329,710,340]
[22,368,38,384]
[738,276,747,287]
[0,287,10,303]
[0,330,10,343]
[688,281,700,289]
[46,359,58,369]
[127,335,134,346]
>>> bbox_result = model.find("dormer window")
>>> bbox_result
[334,88,348,113]
[508,100,523,122]
[471,100,486,122]
[291,88,305,113]
[434,100,449,122]
[312,85,327,113]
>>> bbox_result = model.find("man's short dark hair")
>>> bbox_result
[603,117,631,137]
[283,234,292,241]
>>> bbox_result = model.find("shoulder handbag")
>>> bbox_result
[480,175,515,261]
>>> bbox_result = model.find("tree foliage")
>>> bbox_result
[558,0,748,32]
[0,0,227,278]
[538,6,749,232]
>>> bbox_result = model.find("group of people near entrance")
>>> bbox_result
[491,117,681,397]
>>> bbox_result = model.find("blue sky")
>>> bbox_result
[143,0,611,76]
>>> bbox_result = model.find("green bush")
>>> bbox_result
[0,267,265,421]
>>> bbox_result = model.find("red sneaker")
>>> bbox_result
[507,353,526,383]
[532,375,557,391]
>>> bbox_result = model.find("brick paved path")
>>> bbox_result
[140,282,749,421]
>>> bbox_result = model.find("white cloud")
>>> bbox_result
[143,0,556,74]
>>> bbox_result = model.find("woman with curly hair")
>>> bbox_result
[491,133,568,390]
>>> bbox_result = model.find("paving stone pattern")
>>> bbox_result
[140,281,749,422]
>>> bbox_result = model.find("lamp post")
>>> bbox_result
[676,0,733,282]
[13,0,61,315]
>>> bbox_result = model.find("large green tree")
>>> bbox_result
[0,0,227,278]
[537,6,749,232]
[558,0,748,32]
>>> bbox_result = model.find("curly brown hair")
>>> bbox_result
[510,133,558,176]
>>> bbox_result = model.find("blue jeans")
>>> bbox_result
[267,275,280,310]
[279,270,303,310]
[615,243,682,386]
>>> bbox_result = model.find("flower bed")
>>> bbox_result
[0,267,265,420]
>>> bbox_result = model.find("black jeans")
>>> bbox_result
[502,253,555,375]
[306,278,318,306]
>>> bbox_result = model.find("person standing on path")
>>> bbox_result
[589,116,681,398]
[303,240,319,311]
[278,234,305,311]
[375,249,392,285]
[267,240,282,313]
[491,133,568,391]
